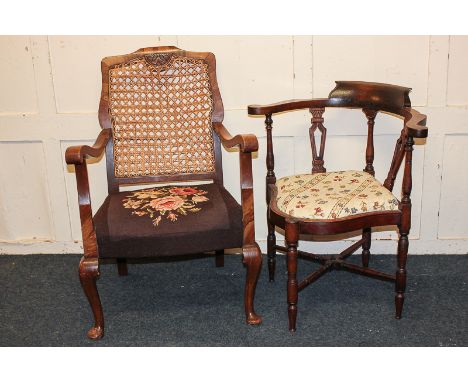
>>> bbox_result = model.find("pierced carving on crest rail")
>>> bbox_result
[309,108,326,174]
[144,53,175,67]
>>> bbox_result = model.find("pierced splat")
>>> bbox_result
[248,80,428,332]
[309,108,326,174]
[363,109,377,176]
[384,129,407,191]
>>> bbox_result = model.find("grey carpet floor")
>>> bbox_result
[0,254,467,346]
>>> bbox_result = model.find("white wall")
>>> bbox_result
[0,35,467,255]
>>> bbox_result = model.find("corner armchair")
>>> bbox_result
[248,81,428,331]
[65,46,262,339]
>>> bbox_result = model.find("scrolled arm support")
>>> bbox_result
[402,108,428,138]
[65,130,110,258]
[65,129,111,165]
[213,122,258,153]
[212,122,259,245]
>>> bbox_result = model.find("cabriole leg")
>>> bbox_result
[242,244,263,325]
[285,221,299,332]
[79,257,104,340]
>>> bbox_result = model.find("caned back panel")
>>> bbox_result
[106,51,217,178]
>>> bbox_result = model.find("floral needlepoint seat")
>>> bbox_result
[94,183,243,258]
[65,47,263,340]
[276,170,399,220]
[249,81,428,331]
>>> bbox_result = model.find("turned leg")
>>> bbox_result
[79,257,104,340]
[242,244,263,325]
[395,227,409,319]
[267,221,276,282]
[117,258,128,276]
[362,227,371,268]
[285,221,299,332]
[215,249,224,267]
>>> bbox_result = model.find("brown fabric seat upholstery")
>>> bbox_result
[94,183,243,258]
[66,47,263,339]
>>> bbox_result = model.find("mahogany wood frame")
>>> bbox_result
[65,46,262,339]
[249,81,428,331]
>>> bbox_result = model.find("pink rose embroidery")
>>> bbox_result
[123,185,209,226]
[150,196,185,211]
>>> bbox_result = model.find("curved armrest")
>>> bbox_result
[248,99,330,115]
[213,122,259,153]
[402,108,428,138]
[65,129,111,165]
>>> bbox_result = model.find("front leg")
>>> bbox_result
[238,150,262,325]
[242,244,262,325]
[79,257,104,340]
[285,220,299,332]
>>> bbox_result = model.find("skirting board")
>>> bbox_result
[1,239,468,255]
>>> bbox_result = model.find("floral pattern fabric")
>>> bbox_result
[123,186,209,226]
[275,170,399,220]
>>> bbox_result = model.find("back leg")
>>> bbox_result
[215,250,224,267]
[117,258,128,276]
[267,220,276,281]
[362,227,371,267]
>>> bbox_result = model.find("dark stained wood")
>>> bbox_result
[215,250,224,268]
[65,148,105,339]
[363,109,377,176]
[212,122,259,153]
[339,261,395,282]
[298,264,332,292]
[267,220,276,282]
[265,114,277,282]
[66,46,263,339]
[248,98,331,115]
[276,245,331,264]
[117,258,128,276]
[248,82,428,138]
[395,134,413,319]
[309,108,327,173]
[285,220,299,332]
[248,80,427,330]
[384,130,406,191]
[79,256,103,339]
[242,244,262,325]
[66,129,111,165]
[362,227,371,268]
[328,81,411,112]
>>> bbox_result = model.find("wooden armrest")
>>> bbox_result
[248,99,330,115]
[213,122,258,153]
[65,129,111,165]
[402,108,428,138]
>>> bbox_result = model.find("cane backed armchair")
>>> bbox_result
[65,46,262,340]
[248,81,428,331]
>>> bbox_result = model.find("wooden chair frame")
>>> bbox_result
[65,46,262,339]
[248,81,428,331]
